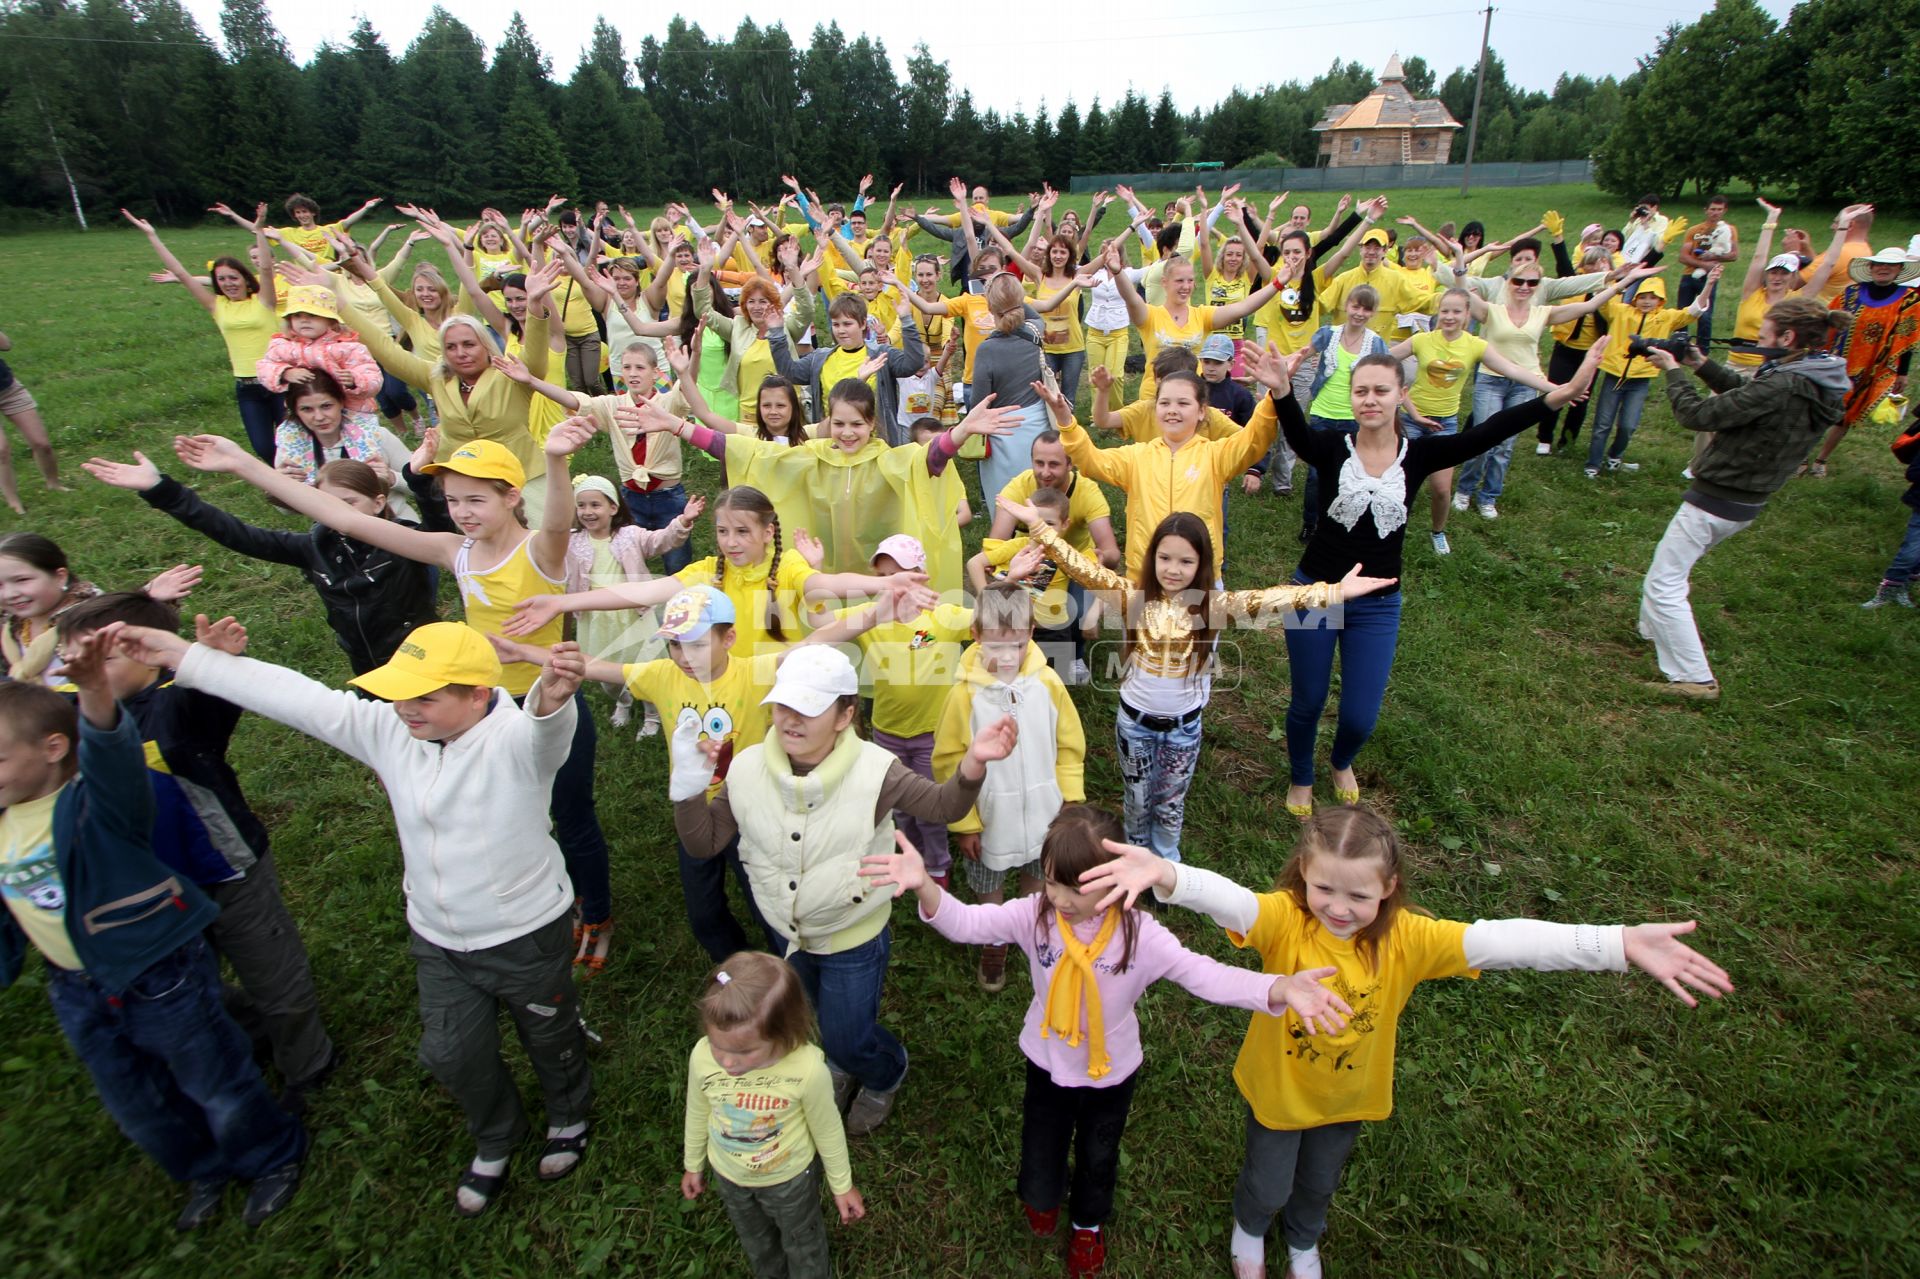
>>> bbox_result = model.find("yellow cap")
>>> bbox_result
[1361,228,1390,246]
[282,284,340,322]
[419,439,526,488]
[349,622,503,701]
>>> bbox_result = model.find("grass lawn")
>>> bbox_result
[0,184,1915,1278]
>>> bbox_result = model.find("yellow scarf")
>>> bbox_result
[1040,907,1120,1079]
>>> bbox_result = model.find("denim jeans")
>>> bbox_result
[1046,350,1087,407]
[234,379,282,462]
[521,692,612,925]
[46,936,305,1184]
[374,370,417,422]
[1114,701,1204,862]
[623,483,694,575]
[1401,412,1458,442]
[1019,1056,1140,1228]
[1300,416,1357,538]
[871,729,950,876]
[1232,1109,1363,1250]
[1456,374,1540,502]
[783,927,906,1093]
[1882,509,1920,585]
[1586,375,1655,470]
[677,833,780,962]
[1282,577,1403,787]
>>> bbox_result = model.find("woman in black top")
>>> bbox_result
[1245,338,1608,817]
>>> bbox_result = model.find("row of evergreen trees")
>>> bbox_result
[0,0,1905,223]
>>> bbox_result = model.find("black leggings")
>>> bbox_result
[1539,342,1591,445]
[1018,1058,1140,1227]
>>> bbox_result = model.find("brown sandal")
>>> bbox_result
[574,920,612,977]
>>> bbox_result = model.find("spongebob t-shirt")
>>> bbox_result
[623,651,782,797]
[0,789,79,970]
[1228,891,1476,1129]
[683,1039,853,1192]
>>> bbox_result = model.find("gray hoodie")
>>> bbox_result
[1663,354,1848,518]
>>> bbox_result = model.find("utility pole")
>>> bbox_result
[1458,4,1494,197]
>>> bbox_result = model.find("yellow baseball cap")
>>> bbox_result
[349,622,503,700]
[419,439,526,488]
[282,284,340,322]
[1361,228,1391,246]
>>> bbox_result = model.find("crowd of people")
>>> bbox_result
[1,170,1912,1278]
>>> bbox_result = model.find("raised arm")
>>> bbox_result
[1740,198,1781,299]
[1545,269,1658,324]
[122,211,218,312]
[1103,240,1150,327]
[338,197,383,230]
[1803,204,1870,298]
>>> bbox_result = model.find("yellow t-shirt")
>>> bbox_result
[820,344,873,399]
[981,536,1070,623]
[682,1039,854,1193]
[679,549,818,659]
[998,470,1110,558]
[473,248,521,283]
[455,536,565,696]
[1137,303,1218,401]
[214,295,279,378]
[552,271,601,340]
[0,789,79,971]
[1229,892,1476,1129]
[1407,330,1489,419]
[1257,266,1336,354]
[1204,270,1254,339]
[948,293,996,382]
[1728,289,1772,368]
[1036,283,1086,354]
[842,602,975,737]
[277,222,344,261]
[624,651,782,794]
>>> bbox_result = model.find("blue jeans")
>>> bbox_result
[1300,416,1357,537]
[783,927,906,1093]
[1401,411,1458,441]
[1456,374,1540,502]
[46,937,305,1184]
[1586,375,1655,470]
[979,401,1052,516]
[1883,509,1920,585]
[1114,701,1204,861]
[1677,274,1715,351]
[234,379,282,462]
[1282,578,1403,787]
[677,834,779,962]
[623,483,693,575]
[1046,350,1087,407]
[528,692,611,925]
[374,370,417,421]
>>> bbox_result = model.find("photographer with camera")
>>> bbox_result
[1583,268,1719,478]
[1633,296,1851,699]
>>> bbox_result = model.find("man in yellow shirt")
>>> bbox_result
[268,194,383,262]
[1321,229,1416,340]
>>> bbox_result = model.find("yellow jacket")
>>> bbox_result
[1597,299,1695,379]
[932,642,1085,845]
[1059,400,1277,576]
[1110,399,1242,444]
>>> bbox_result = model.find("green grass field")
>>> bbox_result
[0,184,1916,1278]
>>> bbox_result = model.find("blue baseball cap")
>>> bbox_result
[657,586,736,643]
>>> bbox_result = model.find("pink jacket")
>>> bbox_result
[258,330,383,414]
[563,524,691,595]
[922,893,1280,1088]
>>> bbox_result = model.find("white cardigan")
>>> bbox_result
[175,645,577,952]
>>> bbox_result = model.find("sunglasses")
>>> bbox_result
[1511,278,1543,287]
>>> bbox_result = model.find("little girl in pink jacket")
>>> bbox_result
[256,284,383,416]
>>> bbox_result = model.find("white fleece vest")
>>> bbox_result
[967,670,1066,872]
[729,729,898,954]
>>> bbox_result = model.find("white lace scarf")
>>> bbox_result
[1325,435,1409,536]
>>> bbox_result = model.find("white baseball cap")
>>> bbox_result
[1765,253,1801,273]
[763,646,860,717]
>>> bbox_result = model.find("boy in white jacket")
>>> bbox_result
[933,581,1086,992]
[104,617,594,1219]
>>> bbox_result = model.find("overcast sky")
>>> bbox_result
[185,0,1803,119]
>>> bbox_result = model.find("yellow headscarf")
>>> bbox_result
[1041,907,1121,1080]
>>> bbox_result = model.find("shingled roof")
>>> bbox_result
[1312,57,1462,132]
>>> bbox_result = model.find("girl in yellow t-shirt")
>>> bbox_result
[1105,239,1277,403]
[1197,207,1273,376]
[1081,806,1732,1279]
[171,421,617,963]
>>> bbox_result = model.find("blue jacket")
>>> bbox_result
[122,677,267,888]
[0,707,217,996]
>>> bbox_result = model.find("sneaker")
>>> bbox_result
[1477,501,1498,520]
[1067,1226,1107,1277]
[1681,466,1694,479]
[639,706,661,738]
[1451,491,1471,512]
[1584,467,1600,479]
[829,1066,858,1114]
[1863,583,1915,609]
[1652,679,1720,701]
[977,944,1008,993]
[1605,457,1639,473]
[242,1156,304,1227]
[1274,483,1293,496]
[929,871,951,891]
[1535,442,1553,455]
[175,1180,226,1232]
[1070,659,1091,687]
[1024,1203,1060,1237]
[845,1053,907,1136]
[1430,532,1451,555]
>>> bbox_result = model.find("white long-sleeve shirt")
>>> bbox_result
[175,645,577,952]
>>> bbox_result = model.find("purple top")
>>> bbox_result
[922,892,1280,1088]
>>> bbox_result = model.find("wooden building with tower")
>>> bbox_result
[1311,56,1462,167]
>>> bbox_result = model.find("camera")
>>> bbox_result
[1633,205,1651,220]
[1627,331,1695,359]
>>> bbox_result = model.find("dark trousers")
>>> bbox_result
[1018,1057,1140,1228]
[678,834,779,962]
[1539,342,1591,445]
[234,379,282,462]
[520,692,611,925]
[205,854,334,1086]
[46,936,306,1184]
[623,483,694,574]
[563,334,604,394]
[714,1162,833,1279]
[1677,273,1717,352]
[374,370,417,422]
[1232,1110,1363,1250]
[409,912,592,1160]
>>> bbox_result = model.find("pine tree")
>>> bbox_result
[1051,100,1081,187]
[498,80,577,206]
